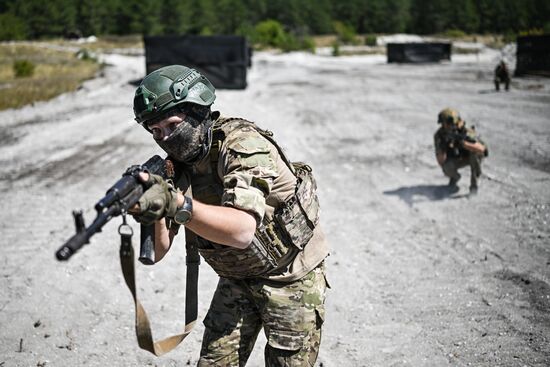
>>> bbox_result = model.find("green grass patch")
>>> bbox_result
[0,43,100,110]
[250,20,315,52]
[13,60,35,77]
[444,29,467,38]
[364,34,377,46]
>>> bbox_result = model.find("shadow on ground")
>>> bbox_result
[383,184,469,206]
[478,89,500,94]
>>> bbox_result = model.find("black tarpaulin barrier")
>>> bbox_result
[515,35,550,77]
[144,35,250,89]
[387,43,451,63]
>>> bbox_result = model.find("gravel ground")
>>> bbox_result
[0,45,549,367]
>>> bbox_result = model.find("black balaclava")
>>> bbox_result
[154,104,213,165]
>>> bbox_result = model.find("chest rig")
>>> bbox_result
[186,117,320,279]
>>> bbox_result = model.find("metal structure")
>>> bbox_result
[144,35,250,89]
[387,43,451,63]
[515,35,550,77]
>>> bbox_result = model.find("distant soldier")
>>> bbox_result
[434,108,489,195]
[494,60,510,91]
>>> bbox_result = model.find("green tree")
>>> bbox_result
[77,0,120,36]
[370,0,410,33]
[496,0,529,32]
[408,0,448,34]
[0,12,28,40]
[214,0,250,34]
[158,0,186,35]
[297,0,332,34]
[331,0,369,33]
[446,0,479,33]
[530,0,550,30]
[179,0,217,35]
[476,0,495,33]
[10,0,77,38]
[113,0,161,35]
[2,0,549,40]
[253,19,288,47]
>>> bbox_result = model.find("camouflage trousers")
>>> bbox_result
[442,152,483,187]
[198,262,328,367]
[494,77,510,91]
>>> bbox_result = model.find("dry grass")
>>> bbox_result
[312,34,374,47]
[0,43,100,110]
[312,35,339,47]
[51,35,144,52]
[432,33,512,48]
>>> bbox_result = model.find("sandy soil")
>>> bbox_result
[0,45,549,367]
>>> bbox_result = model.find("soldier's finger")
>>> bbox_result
[138,171,150,183]
[127,203,141,214]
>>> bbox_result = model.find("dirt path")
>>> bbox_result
[1,48,549,367]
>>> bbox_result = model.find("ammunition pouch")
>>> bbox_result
[274,162,320,250]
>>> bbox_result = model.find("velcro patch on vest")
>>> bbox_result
[227,136,276,170]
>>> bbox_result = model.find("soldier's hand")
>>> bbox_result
[131,174,180,225]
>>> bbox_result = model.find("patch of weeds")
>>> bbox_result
[0,43,100,110]
[13,60,35,78]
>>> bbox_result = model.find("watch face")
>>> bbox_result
[174,209,192,225]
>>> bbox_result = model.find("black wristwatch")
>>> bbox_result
[174,196,193,225]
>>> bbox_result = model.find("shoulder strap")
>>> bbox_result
[119,221,199,356]
[215,117,297,175]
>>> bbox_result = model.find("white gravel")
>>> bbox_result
[0,43,549,366]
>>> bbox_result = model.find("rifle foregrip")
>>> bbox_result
[139,224,155,265]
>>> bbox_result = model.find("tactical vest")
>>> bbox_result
[186,117,320,279]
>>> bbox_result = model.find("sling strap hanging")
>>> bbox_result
[118,215,200,356]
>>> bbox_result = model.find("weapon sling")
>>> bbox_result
[118,215,200,356]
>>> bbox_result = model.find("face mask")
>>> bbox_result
[155,113,213,165]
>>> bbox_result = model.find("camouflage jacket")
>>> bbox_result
[174,115,329,282]
[434,125,488,158]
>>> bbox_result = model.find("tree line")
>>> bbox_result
[0,0,548,41]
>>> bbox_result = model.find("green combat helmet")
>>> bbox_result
[133,65,216,127]
[437,108,461,125]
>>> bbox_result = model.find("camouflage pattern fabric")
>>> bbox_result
[494,63,510,91]
[442,154,482,187]
[434,125,487,187]
[494,63,510,82]
[276,164,319,251]
[190,117,325,280]
[433,126,488,157]
[220,122,279,221]
[198,262,328,367]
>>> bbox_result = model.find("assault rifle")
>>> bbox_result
[443,128,476,156]
[55,155,199,356]
[446,129,476,144]
[55,155,174,264]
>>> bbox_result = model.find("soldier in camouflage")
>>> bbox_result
[130,65,329,366]
[494,60,511,92]
[434,108,488,195]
